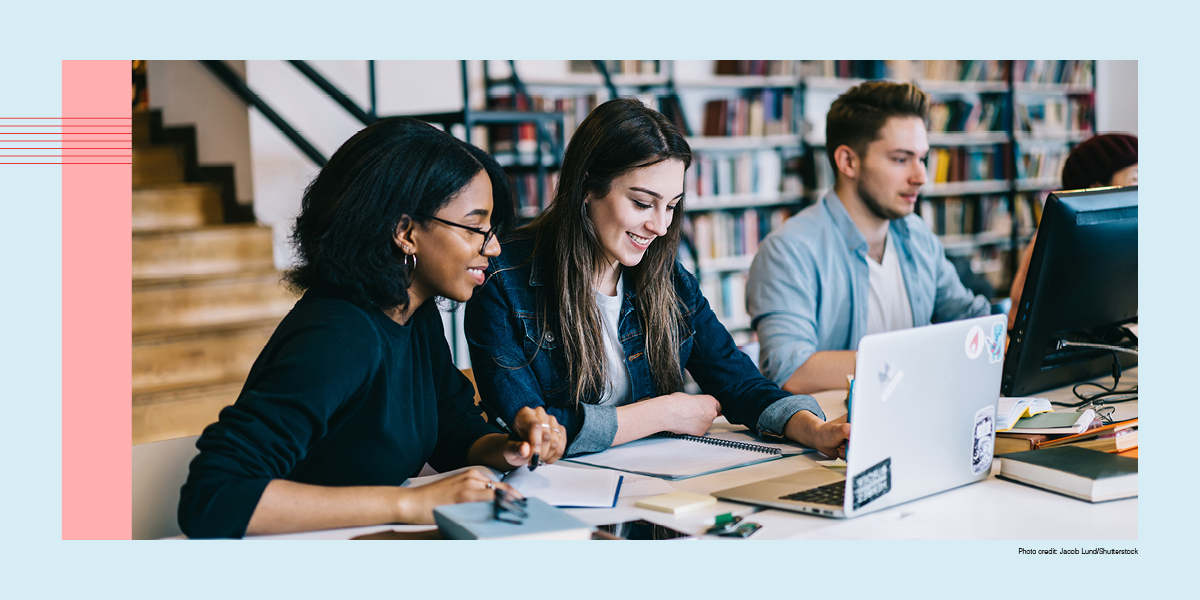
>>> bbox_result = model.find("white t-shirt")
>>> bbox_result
[595,273,633,407]
[865,233,914,337]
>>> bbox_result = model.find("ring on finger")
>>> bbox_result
[485,482,495,490]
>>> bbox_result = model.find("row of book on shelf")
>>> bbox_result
[685,150,799,199]
[701,90,796,138]
[918,195,1012,238]
[507,60,1093,85]
[1017,97,1094,135]
[927,96,1010,133]
[561,59,1095,87]
[683,207,797,263]
[797,60,1092,85]
[926,145,1011,185]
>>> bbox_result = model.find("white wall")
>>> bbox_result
[246,60,470,268]
[146,60,254,205]
[1096,60,1138,135]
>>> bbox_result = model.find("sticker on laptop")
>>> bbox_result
[964,325,984,360]
[852,457,892,510]
[985,322,1005,364]
[878,363,903,403]
[971,405,996,476]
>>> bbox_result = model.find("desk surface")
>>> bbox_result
[247,369,1137,541]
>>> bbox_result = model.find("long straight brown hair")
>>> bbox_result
[524,98,693,404]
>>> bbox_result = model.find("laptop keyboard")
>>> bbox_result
[780,482,845,505]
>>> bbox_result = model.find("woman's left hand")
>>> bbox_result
[504,406,566,468]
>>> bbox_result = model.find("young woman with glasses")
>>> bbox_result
[178,118,565,538]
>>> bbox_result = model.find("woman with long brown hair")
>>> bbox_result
[465,98,849,456]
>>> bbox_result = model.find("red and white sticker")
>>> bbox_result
[965,325,985,360]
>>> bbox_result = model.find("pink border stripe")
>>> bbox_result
[62,60,132,540]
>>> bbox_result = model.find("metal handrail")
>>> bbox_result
[200,60,327,167]
[288,60,377,127]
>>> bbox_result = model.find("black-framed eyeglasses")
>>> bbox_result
[420,215,497,254]
[492,487,528,525]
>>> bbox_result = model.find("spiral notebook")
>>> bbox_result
[563,432,783,480]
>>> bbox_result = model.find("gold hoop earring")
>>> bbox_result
[403,252,416,272]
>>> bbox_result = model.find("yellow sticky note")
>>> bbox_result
[635,491,717,514]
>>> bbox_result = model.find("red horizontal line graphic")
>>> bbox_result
[0,147,131,149]
[1,140,132,142]
[0,132,131,134]
[0,117,132,119]
[1,155,133,157]
[0,125,133,127]
[0,162,132,164]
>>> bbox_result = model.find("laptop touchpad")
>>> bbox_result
[770,466,846,487]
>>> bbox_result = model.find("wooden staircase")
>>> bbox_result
[132,111,296,445]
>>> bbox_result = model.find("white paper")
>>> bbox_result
[617,474,676,498]
[502,463,622,508]
[402,466,502,488]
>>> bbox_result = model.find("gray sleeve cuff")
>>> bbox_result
[564,403,618,456]
[755,394,826,440]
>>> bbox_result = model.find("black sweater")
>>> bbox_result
[177,292,499,538]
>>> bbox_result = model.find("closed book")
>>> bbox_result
[1009,409,1095,434]
[433,498,593,540]
[997,446,1137,502]
[995,433,1048,455]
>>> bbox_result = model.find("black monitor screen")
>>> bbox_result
[1001,186,1137,396]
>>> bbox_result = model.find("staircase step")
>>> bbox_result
[133,318,280,394]
[133,270,296,335]
[133,224,275,279]
[133,183,225,232]
[133,110,152,146]
[133,381,243,445]
[133,146,186,187]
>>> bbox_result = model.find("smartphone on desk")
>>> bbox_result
[598,520,693,540]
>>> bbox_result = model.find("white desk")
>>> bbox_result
[247,370,1137,541]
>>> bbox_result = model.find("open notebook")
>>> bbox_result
[564,432,783,480]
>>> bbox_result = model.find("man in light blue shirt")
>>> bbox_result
[748,81,990,395]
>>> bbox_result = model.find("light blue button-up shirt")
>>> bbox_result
[747,191,991,386]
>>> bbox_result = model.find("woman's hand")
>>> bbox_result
[396,468,519,525]
[658,392,721,437]
[505,406,566,467]
[785,412,850,459]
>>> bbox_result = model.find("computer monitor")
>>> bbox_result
[1001,186,1138,397]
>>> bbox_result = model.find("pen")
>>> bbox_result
[529,422,552,472]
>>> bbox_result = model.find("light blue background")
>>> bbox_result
[2,1,1179,596]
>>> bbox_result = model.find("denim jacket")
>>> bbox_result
[465,231,824,456]
[747,192,991,386]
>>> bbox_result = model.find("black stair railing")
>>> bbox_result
[200,60,328,167]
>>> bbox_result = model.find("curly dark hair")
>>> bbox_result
[285,117,513,310]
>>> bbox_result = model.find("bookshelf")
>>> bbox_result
[475,60,1096,342]
[797,59,1095,297]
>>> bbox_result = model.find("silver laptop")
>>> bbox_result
[714,315,1006,518]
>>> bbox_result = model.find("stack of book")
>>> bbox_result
[997,418,1138,457]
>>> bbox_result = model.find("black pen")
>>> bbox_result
[529,451,539,472]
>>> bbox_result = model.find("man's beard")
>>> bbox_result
[858,180,909,221]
